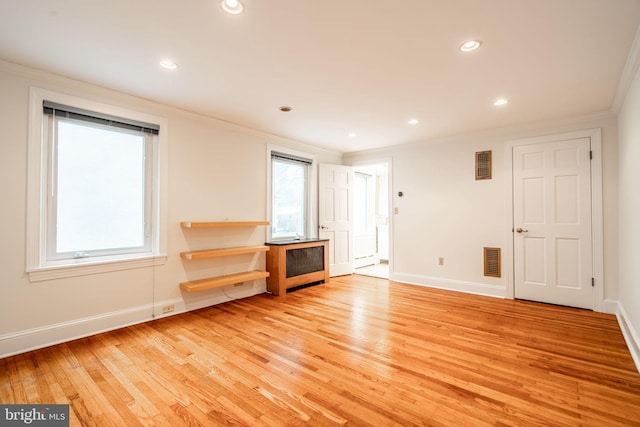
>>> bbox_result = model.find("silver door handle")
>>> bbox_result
[516,227,529,233]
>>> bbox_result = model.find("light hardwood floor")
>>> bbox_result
[2,275,640,426]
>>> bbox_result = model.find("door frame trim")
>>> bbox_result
[504,128,604,312]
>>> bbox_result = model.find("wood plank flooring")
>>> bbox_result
[2,275,640,426]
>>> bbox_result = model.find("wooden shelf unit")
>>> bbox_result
[181,245,269,260]
[180,270,270,293]
[181,221,269,229]
[179,221,269,293]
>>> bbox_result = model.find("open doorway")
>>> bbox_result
[353,163,389,279]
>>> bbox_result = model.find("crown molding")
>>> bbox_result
[612,24,640,113]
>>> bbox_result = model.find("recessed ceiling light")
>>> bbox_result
[493,98,509,106]
[408,119,419,125]
[159,59,178,70]
[221,0,244,14]
[279,106,292,112]
[348,132,357,138]
[459,40,482,52]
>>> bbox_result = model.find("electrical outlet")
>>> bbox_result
[438,257,444,265]
[162,304,174,314]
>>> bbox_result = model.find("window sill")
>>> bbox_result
[27,254,168,282]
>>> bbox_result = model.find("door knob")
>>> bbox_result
[516,227,529,233]
[320,225,328,230]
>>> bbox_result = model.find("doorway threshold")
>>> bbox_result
[355,262,389,279]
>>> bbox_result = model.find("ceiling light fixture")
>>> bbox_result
[408,119,419,125]
[159,59,178,70]
[221,0,245,14]
[279,106,292,112]
[348,132,357,138]
[459,40,482,52]
[493,98,509,106]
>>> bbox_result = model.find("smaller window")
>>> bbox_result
[268,149,317,241]
[271,152,311,240]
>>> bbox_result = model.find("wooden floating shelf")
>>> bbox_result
[181,221,269,229]
[179,221,270,293]
[180,270,270,293]
[181,245,269,260]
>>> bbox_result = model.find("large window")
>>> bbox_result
[45,104,154,260]
[270,150,313,240]
[27,89,167,280]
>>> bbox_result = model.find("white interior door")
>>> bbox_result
[513,137,593,309]
[319,164,353,277]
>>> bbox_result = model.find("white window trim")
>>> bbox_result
[26,87,168,282]
[266,144,317,242]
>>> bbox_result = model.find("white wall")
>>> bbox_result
[0,60,341,357]
[617,62,640,365]
[345,115,619,301]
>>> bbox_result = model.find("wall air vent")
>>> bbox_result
[484,247,501,277]
[475,150,492,180]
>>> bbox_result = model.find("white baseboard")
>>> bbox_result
[616,301,640,374]
[0,304,154,359]
[0,282,266,359]
[603,298,620,315]
[391,272,506,298]
[354,254,380,269]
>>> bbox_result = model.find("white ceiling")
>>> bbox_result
[1,0,639,153]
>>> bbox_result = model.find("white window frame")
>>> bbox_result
[266,145,317,242]
[26,87,168,281]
